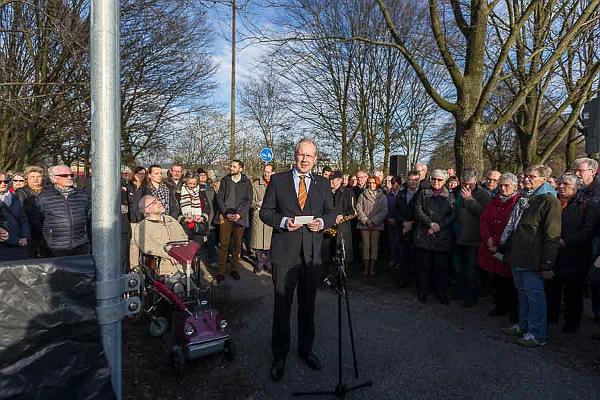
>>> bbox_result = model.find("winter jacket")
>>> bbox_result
[395,188,417,223]
[356,189,388,230]
[251,178,273,250]
[579,177,600,238]
[478,193,520,278]
[134,215,188,263]
[34,186,91,251]
[216,174,253,228]
[127,181,145,223]
[0,192,30,246]
[453,186,491,247]
[15,187,43,243]
[502,183,561,272]
[327,186,355,262]
[198,183,216,228]
[413,187,456,252]
[555,193,597,280]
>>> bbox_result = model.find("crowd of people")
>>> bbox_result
[2,156,600,349]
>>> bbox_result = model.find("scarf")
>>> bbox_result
[148,183,171,214]
[55,185,75,199]
[498,192,518,203]
[180,185,203,217]
[0,191,11,207]
[432,187,444,196]
[500,182,556,245]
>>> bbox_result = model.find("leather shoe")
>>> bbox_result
[215,274,225,283]
[230,270,241,280]
[271,359,285,381]
[299,353,322,371]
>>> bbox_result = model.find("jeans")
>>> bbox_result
[512,267,547,340]
[453,245,479,303]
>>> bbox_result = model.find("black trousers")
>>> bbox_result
[492,274,518,315]
[416,249,449,297]
[272,252,321,361]
[545,275,585,328]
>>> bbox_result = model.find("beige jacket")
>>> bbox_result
[250,178,273,250]
[134,215,188,262]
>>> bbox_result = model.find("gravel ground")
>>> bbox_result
[123,260,600,400]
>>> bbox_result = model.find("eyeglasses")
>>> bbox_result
[487,178,498,182]
[144,198,161,209]
[55,173,75,178]
[0,179,9,184]
[431,178,445,182]
[12,179,25,182]
[574,168,592,174]
[525,174,540,180]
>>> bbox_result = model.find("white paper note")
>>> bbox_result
[294,216,315,225]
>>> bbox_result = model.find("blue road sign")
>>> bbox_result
[260,147,274,163]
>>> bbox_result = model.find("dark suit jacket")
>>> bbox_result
[260,170,337,266]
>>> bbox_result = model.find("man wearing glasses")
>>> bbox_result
[483,170,501,196]
[573,157,600,323]
[33,165,91,257]
[415,162,431,190]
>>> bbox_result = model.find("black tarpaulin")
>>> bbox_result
[0,256,115,400]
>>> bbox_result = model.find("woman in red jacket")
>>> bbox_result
[478,172,520,321]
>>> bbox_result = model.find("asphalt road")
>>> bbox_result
[123,260,600,400]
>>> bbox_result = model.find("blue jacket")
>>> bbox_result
[34,187,91,251]
[0,193,30,246]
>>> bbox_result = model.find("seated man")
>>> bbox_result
[134,195,188,275]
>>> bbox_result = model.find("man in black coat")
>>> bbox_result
[216,159,253,282]
[394,170,420,287]
[260,138,336,382]
[34,164,91,257]
[322,171,354,264]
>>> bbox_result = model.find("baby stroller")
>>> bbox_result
[136,240,235,373]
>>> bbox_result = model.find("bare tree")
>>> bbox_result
[238,66,291,148]
[120,0,217,166]
[171,112,231,168]
[368,0,599,174]
[0,0,89,170]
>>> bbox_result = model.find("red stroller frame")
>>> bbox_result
[136,240,235,373]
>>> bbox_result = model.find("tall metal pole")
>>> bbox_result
[230,0,237,159]
[90,0,122,398]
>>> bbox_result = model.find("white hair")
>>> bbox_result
[294,138,318,156]
[48,164,70,183]
[558,172,580,187]
[499,172,518,187]
[430,169,448,181]
[574,157,598,172]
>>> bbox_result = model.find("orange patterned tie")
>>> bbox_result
[298,175,307,210]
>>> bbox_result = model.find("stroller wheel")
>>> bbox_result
[149,316,168,337]
[172,344,186,373]
[224,338,236,361]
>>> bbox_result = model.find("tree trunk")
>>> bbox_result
[454,123,486,176]
[515,124,539,169]
[565,126,578,169]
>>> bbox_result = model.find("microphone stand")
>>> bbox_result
[293,237,372,398]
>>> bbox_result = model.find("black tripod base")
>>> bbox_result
[293,380,373,398]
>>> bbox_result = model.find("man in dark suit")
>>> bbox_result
[260,138,337,382]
